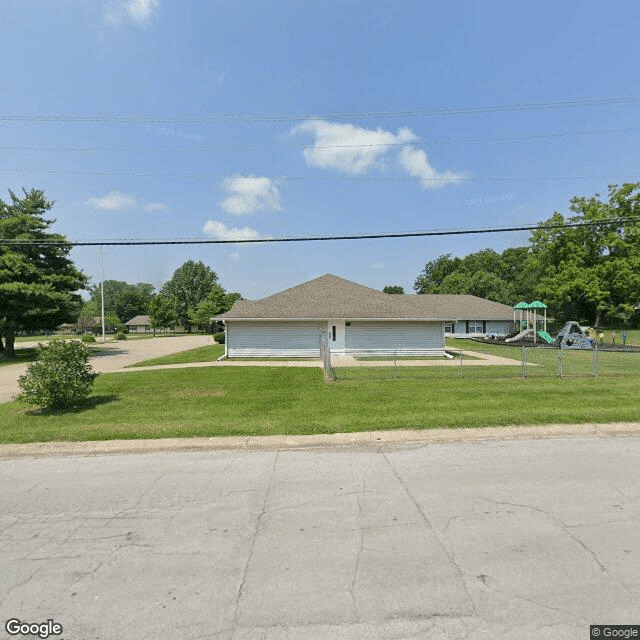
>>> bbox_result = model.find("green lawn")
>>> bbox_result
[595,327,640,346]
[14,333,76,342]
[1,367,639,444]
[127,344,225,367]
[446,337,525,357]
[120,331,194,341]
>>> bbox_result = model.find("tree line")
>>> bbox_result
[413,183,640,328]
[80,262,241,334]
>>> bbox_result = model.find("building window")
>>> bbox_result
[444,323,453,333]
[468,320,484,333]
[332,325,336,341]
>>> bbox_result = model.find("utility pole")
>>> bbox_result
[100,246,106,343]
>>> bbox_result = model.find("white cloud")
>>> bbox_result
[202,220,264,241]
[105,0,160,27]
[86,191,167,212]
[220,176,282,215]
[293,119,467,188]
[293,120,417,174]
[228,252,240,261]
[398,146,467,189]
[370,263,386,270]
[143,202,168,212]
[86,190,137,210]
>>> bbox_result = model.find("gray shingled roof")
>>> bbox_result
[406,294,515,321]
[124,315,151,326]
[216,274,516,321]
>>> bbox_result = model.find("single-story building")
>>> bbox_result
[124,315,152,333]
[417,295,517,338]
[215,274,455,358]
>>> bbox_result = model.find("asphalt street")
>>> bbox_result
[1,435,639,639]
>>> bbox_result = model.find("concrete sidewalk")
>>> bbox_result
[330,349,522,367]
[114,348,521,373]
[1,421,638,459]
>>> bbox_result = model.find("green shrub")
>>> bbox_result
[17,340,98,410]
[81,333,96,343]
[213,331,225,344]
[115,330,127,340]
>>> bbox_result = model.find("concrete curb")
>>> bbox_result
[0,422,638,459]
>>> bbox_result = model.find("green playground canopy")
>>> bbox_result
[528,300,547,309]
[513,301,529,309]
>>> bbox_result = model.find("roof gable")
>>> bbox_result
[217,274,451,320]
[124,315,151,325]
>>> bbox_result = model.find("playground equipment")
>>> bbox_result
[506,300,552,343]
[553,322,595,349]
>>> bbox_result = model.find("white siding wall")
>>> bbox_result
[227,321,325,358]
[486,321,512,336]
[345,321,445,355]
[127,325,148,333]
[446,320,513,337]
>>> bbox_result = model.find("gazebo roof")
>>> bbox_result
[513,301,529,309]
[528,300,547,309]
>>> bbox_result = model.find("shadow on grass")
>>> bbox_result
[23,394,120,416]
[0,348,39,367]
[89,346,126,356]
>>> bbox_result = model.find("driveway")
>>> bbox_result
[1,434,638,639]
[0,335,211,403]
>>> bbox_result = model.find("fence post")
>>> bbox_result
[521,347,527,378]
[557,347,563,378]
[320,331,335,382]
[592,345,598,378]
[459,349,463,379]
[393,350,397,381]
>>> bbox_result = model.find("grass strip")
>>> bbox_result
[127,344,225,367]
[1,367,639,444]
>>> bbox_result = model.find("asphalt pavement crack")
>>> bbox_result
[105,471,169,526]
[0,567,43,609]
[482,497,639,599]
[233,450,279,627]
[381,451,477,618]
[349,495,364,614]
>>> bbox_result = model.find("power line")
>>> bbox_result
[1,218,637,247]
[2,127,639,154]
[0,167,637,182]
[1,96,639,124]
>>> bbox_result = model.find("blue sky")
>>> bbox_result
[2,0,639,299]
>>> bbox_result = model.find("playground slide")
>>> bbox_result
[537,330,554,344]
[505,327,534,343]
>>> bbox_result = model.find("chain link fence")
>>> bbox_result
[323,345,640,382]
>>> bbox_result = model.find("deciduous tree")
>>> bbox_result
[383,285,405,294]
[160,260,220,331]
[88,280,154,324]
[149,294,178,334]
